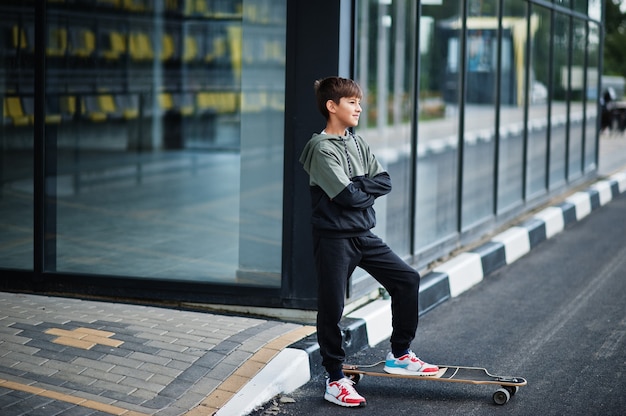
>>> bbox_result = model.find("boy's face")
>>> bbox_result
[327,96,362,128]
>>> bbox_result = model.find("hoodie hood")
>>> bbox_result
[299,132,355,199]
[299,133,341,172]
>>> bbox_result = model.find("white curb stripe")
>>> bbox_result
[533,206,565,239]
[565,192,592,220]
[492,226,531,264]
[434,253,483,298]
[348,299,392,347]
[590,181,613,206]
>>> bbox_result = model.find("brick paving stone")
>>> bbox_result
[145,340,189,353]
[99,354,145,369]
[9,395,55,414]
[109,365,154,382]
[119,376,164,394]
[141,394,175,410]
[118,342,161,356]
[56,372,99,387]
[71,357,115,373]
[140,362,182,379]
[80,369,124,384]
[1,368,28,380]
[62,348,106,362]
[44,360,87,375]
[59,407,103,416]
[146,373,176,387]
[162,349,204,361]
[35,400,78,415]
[0,292,316,416]
[4,351,48,366]
[163,358,192,372]
[12,362,58,379]
[0,335,33,348]
[91,379,137,396]
[128,352,172,366]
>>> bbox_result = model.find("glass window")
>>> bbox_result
[588,0,602,21]
[568,18,586,180]
[549,12,570,189]
[42,0,285,287]
[355,0,415,256]
[0,2,35,270]
[584,21,600,171]
[462,0,498,228]
[527,5,551,197]
[554,0,571,8]
[497,0,527,213]
[573,0,588,14]
[416,0,462,249]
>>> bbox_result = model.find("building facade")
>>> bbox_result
[0,0,604,313]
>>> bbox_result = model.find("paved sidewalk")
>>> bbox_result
[0,294,314,416]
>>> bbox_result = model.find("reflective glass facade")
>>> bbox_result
[2,0,284,288]
[1,1,604,311]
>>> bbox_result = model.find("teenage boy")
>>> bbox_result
[299,76,438,408]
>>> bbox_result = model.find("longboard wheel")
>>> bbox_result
[504,385,519,396]
[493,388,510,405]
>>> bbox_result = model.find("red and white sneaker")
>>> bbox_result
[383,351,439,376]
[324,377,366,407]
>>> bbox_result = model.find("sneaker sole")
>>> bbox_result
[324,393,366,407]
[383,365,439,376]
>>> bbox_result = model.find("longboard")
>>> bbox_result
[342,361,527,405]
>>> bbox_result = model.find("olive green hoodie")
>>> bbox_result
[299,132,391,236]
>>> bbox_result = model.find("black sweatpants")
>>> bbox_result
[313,231,421,374]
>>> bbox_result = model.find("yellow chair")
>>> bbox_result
[46,27,67,57]
[161,33,175,61]
[159,93,175,114]
[82,96,106,122]
[101,31,126,60]
[12,25,29,51]
[70,28,95,58]
[129,31,153,61]
[20,97,62,124]
[182,35,199,62]
[4,97,30,126]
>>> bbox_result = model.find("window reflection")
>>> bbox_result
[0,2,34,270]
[497,0,528,213]
[549,12,570,189]
[461,0,498,228]
[415,0,462,250]
[584,21,600,171]
[527,5,550,197]
[355,0,415,256]
[568,18,587,180]
[34,0,284,286]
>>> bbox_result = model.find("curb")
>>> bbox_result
[216,349,311,416]
[237,170,626,414]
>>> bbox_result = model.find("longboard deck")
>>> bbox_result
[342,361,527,386]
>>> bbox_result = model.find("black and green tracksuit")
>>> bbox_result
[299,131,421,375]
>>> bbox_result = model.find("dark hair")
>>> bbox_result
[314,77,363,120]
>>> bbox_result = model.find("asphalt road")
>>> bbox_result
[249,191,626,416]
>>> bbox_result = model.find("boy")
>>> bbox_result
[299,76,438,408]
